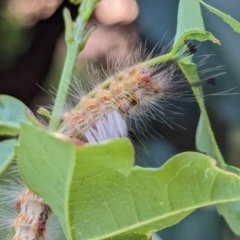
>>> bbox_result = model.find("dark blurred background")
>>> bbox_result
[1,0,240,239]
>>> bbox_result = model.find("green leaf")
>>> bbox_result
[173,0,220,50]
[177,57,240,236]
[176,0,205,36]
[176,58,225,167]
[180,63,240,237]
[196,112,225,167]
[106,233,150,240]
[0,139,17,175]
[175,0,240,234]
[200,1,240,33]
[16,123,240,240]
[217,202,240,235]
[0,95,31,136]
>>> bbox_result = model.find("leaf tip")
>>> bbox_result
[210,35,221,45]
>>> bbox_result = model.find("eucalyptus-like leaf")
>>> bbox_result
[173,0,220,50]
[178,53,240,236]
[175,0,240,235]
[200,1,240,33]
[0,95,31,136]
[16,123,240,240]
[175,0,226,182]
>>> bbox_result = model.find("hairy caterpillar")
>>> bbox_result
[58,43,221,143]
[0,165,65,240]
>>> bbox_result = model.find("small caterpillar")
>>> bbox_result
[13,188,52,240]
[0,166,63,240]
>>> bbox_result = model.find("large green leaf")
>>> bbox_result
[0,139,17,175]
[0,95,31,136]
[16,123,240,240]
[200,1,240,33]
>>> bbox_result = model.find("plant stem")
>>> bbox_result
[49,44,79,130]
[49,1,100,130]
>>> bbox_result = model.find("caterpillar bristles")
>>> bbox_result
[0,165,64,240]
[57,43,227,143]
